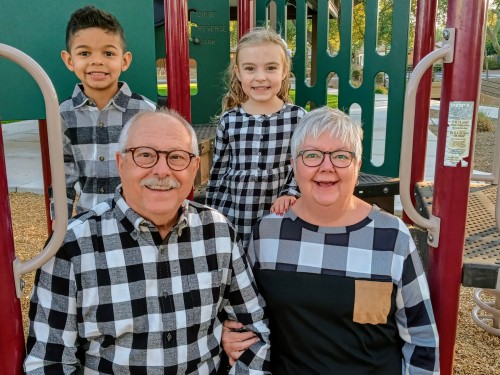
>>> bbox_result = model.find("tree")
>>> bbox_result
[486,1,500,55]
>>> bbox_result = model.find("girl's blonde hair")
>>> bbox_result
[221,27,292,113]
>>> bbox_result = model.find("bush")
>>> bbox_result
[477,111,495,132]
[375,86,388,95]
[486,60,500,70]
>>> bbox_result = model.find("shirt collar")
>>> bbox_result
[71,82,132,112]
[113,186,189,238]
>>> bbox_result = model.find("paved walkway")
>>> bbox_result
[3,120,45,194]
[2,98,496,215]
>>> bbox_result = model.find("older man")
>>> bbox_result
[25,109,270,374]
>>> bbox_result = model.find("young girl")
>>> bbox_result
[205,28,306,249]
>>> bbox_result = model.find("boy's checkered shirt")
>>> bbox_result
[60,82,156,217]
[25,189,270,374]
[206,103,306,249]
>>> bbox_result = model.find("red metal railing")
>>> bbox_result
[427,1,488,373]
[0,123,25,374]
[404,0,438,223]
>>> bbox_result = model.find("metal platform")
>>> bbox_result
[415,181,500,289]
[193,124,216,188]
[356,173,399,213]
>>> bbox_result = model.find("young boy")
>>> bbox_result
[60,5,156,217]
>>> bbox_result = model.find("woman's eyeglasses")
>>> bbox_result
[298,149,355,168]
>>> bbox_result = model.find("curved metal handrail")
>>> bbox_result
[399,29,455,247]
[0,43,68,297]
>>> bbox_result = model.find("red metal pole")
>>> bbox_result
[427,1,487,374]
[238,0,252,38]
[164,0,193,200]
[0,123,25,375]
[164,0,191,122]
[38,120,52,235]
[403,0,438,223]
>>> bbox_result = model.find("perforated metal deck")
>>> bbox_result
[415,182,500,288]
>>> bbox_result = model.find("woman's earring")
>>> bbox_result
[356,180,359,186]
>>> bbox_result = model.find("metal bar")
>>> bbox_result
[0,122,24,374]
[238,0,252,38]
[400,39,454,246]
[426,1,488,373]
[404,0,438,223]
[38,119,52,235]
[164,0,194,200]
[492,114,500,184]
[164,0,191,122]
[0,43,67,296]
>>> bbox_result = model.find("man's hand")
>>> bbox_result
[221,320,260,365]
[270,195,297,215]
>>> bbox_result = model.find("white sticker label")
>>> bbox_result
[444,101,474,167]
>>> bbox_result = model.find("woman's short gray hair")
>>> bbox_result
[291,106,363,161]
[118,108,199,156]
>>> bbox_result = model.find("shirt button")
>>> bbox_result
[98,121,104,128]
[167,333,172,341]
[159,245,166,252]
[260,135,263,140]
[258,152,261,156]
[99,188,104,193]
[99,156,105,161]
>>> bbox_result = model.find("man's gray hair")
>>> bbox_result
[119,108,199,156]
[291,106,363,161]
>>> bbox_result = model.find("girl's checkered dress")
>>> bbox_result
[206,103,306,249]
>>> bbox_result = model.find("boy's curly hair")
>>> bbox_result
[65,5,126,51]
[221,27,292,113]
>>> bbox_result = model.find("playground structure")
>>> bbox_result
[0,1,498,374]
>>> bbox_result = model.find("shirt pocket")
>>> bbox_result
[353,280,393,325]
[187,270,224,332]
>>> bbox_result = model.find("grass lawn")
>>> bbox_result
[157,83,197,97]
[289,89,338,109]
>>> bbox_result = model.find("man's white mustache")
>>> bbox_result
[140,177,180,190]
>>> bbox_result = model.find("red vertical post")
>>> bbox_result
[0,124,25,375]
[39,120,52,235]
[164,0,193,199]
[403,0,438,223]
[164,0,191,122]
[427,1,487,374]
[238,0,252,38]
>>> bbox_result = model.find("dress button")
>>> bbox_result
[99,156,105,161]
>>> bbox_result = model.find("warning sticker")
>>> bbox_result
[444,101,474,167]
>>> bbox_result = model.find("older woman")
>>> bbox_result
[222,106,439,374]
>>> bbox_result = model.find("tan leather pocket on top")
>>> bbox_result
[353,280,393,325]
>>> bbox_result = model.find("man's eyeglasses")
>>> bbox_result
[298,149,356,168]
[123,147,196,171]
